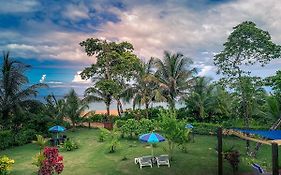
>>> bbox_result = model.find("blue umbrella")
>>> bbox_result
[48,126,66,142]
[139,132,165,156]
[185,124,194,129]
[48,125,66,132]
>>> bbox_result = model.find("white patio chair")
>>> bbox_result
[138,155,153,169]
[156,154,170,168]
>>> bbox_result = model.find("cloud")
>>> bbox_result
[39,74,46,83]
[72,71,92,84]
[1,0,281,80]
[94,0,281,76]
[0,0,40,14]
[62,2,90,21]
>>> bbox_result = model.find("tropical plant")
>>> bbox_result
[32,135,48,153]
[0,155,15,175]
[158,110,189,159]
[184,77,214,121]
[80,38,141,117]
[124,59,165,117]
[214,21,281,154]
[59,138,79,151]
[44,94,66,125]
[0,52,46,129]
[99,126,120,153]
[83,80,119,117]
[64,89,90,127]
[38,147,64,175]
[154,51,196,108]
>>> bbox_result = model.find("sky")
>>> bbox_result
[1,0,281,103]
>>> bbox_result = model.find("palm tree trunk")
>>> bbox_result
[117,99,123,116]
[145,102,149,118]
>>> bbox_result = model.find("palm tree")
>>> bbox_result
[0,52,46,128]
[44,94,66,125]
[124,59,164,117]
[185,77,213,121]
[64,89,90,127]
[84,85,112,117]
[153,51,196,108]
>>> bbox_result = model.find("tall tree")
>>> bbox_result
[124,59,164,117]
[0,52,46,128]
[184,77,214,121]
[64,89,90,127]
[214,21,281,154]
[84,80,121,116]
[44,94,66,125]
[154,51,196,109]
[80,38,141,117]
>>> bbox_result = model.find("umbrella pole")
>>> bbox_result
[151,144,154,156]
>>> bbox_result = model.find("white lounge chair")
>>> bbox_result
[156,155,170,168]
[252,163,271,175]
[136,156,153,169]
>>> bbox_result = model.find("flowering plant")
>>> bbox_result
[0,155,15,175]
[37,147,64,175]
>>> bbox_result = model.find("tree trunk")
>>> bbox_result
[106,104,110,116]
[145,102,149,118]
[251,115,281,157]
[117,99,123,116]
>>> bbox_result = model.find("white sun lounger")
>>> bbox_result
[135,156,153,169]
[156,155,170,168]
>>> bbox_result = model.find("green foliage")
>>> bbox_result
[214,21,281,78]
[224,150,240,175]
[120,119,138,139]
[32,152,45,168]
[0,155,15,175]
[14,129,36,146]
[99,126,120,153]
[59,139,79,152]
[86,113,116,123]
[64,89,89,127]
[0,130,13,150]
[158,110,190,159]
[32,135,48,152]
[154,51,196,108]
[214,21,281,134]
[0,52,47,129]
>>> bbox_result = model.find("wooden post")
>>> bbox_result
[272,143,279,175]
[218,127,223,175]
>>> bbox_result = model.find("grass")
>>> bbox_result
[0,128,278,175]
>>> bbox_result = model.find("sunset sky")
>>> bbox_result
[1,0,281,99]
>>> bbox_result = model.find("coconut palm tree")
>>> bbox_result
[184,77,214,121]
[0,52,46,128]
[84,85,112,116]
[64,89,90,127]
[44,94,66,125]
[123,59,164,117]
[153,51,196,108]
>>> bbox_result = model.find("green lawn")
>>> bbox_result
[0,128,277,175]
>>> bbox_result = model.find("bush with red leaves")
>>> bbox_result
[38,147,64,175]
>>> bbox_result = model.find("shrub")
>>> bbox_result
[87,114,117,123]
[192,123,221,135]
[136,118,154,136]
[38,147,64,175]
[0,131,13,150]
[0,155,15,175]
[99,127,120,153]
[14,129,37,146]
[59,139,79,152]
[224,150,240,175]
